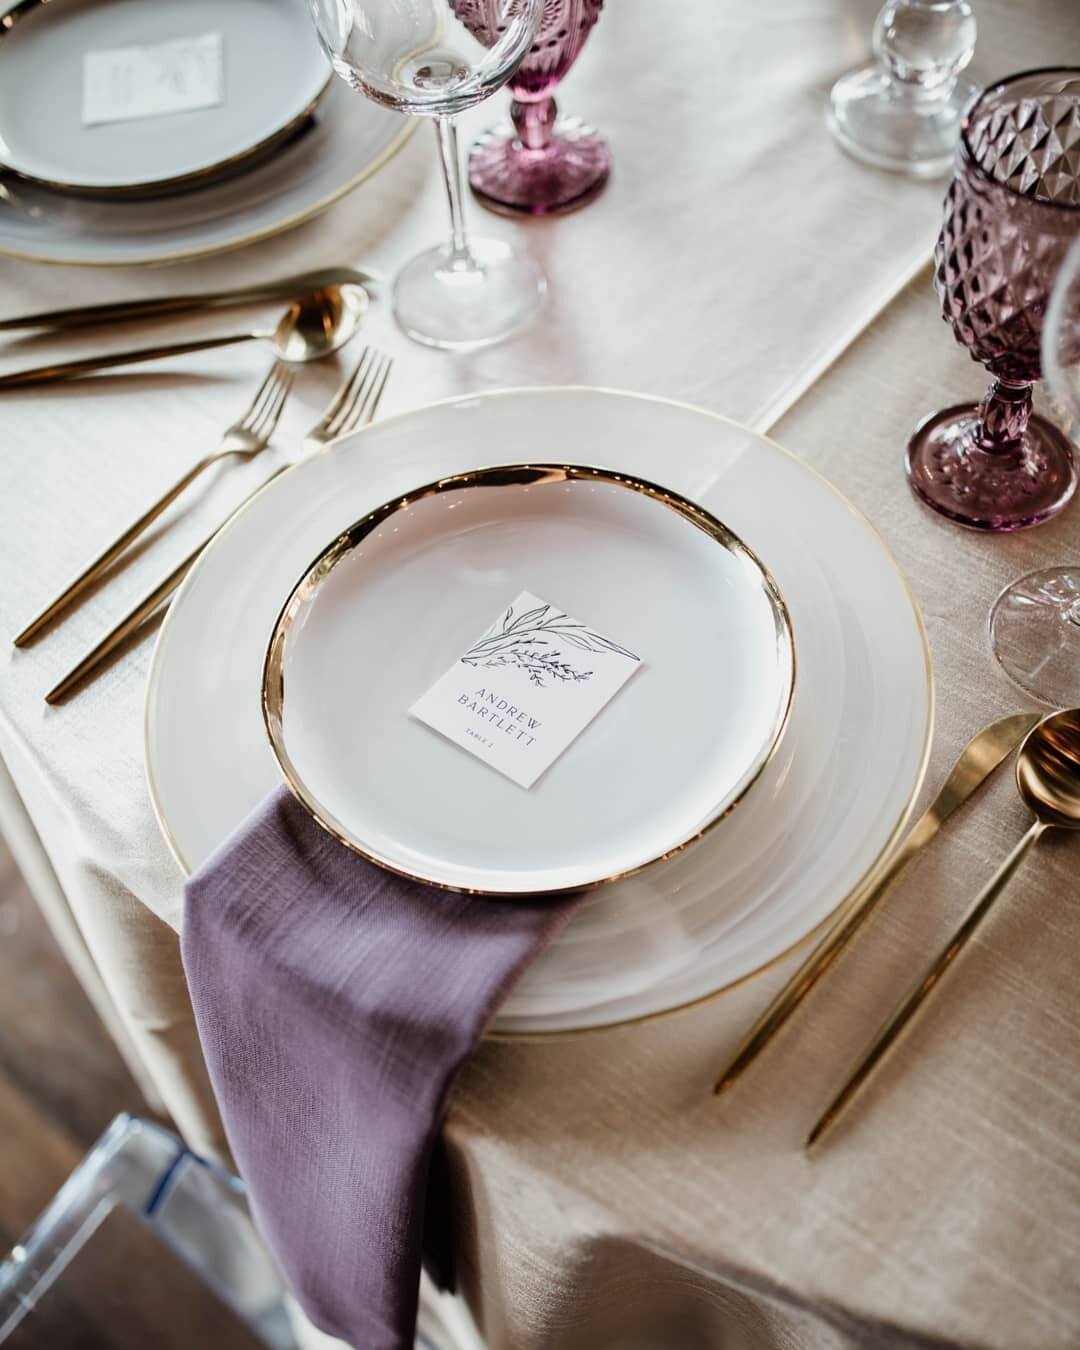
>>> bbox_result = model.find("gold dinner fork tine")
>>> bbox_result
[14,360,295,647]
[43,348,391,705]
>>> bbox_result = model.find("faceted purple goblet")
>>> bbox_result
[906,69,1080,532]
[456,0,609,216]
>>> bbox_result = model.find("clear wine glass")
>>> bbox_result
[990,238,1080,708]
[827,0,977,178]
[905,68,1080,532]
[307,0,546,349]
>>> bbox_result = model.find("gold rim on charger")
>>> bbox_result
[144,388,934,1041]
[261,462,796,898]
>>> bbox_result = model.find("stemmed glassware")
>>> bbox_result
[458,0,609,216]
[306,0,546,349]
[989,238,1080,708]
[905,68,1080,532]
[827,0,977,178]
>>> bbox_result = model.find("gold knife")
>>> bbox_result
[712,711,1042,1097]
[0,268,377,334]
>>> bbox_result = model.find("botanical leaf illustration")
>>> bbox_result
[460,601,638,688]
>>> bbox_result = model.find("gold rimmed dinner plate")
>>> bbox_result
[0,82,413,267]
[262,464,796,896]
[145,388,932,1035]
[0,0,332,196]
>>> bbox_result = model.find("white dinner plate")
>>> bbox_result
[0,39,413,265]
[0,0,331,195]
[263,464,794,894]
[145,389,932,1034]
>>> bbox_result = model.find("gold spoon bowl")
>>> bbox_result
[270,284,370,363]
[1018,708,1080,829]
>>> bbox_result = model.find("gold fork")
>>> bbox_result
[44,347,392,705]
[303,344,391,448]
[15,361,295,647]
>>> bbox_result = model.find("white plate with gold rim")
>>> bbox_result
[0,32,412,265]
[0,0,331,195]
[145,388,932,1034]
[262,463,795,895]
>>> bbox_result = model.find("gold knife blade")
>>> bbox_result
[712,711,1042,1097]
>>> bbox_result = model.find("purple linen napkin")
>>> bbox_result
[182,785,583,1350]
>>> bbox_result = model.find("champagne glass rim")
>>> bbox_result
[958,66,1080,217]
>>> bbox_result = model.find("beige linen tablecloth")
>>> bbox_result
[2,2,1080,1346]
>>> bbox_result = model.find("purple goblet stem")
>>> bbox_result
[975,380,1034,454]
[512,97,557,151]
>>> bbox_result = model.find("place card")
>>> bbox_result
[82,33,225,128]
[411,591,642,789]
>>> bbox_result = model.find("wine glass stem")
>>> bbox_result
[975,378,1034,453]
[435,115,475,266]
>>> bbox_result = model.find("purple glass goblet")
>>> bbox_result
[455,0,609,216]
[906,68,1080,532]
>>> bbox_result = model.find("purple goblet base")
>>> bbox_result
[468,117,610,216]
[905,404,1078,532]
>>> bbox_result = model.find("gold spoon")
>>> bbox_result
[0,284,369,389]
[808,708,1080,1148]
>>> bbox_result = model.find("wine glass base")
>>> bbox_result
[468,118,611,216]
[905,404,1079,531]
[990,568,1080,707]
[392,237,546,350]
[826,66,977,178]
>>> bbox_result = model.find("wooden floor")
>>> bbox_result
[0,843,291,1348]
[0,836,147,1253]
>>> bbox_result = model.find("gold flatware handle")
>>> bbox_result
[44,549,200,704]
[45,465,290,705]
[44,349,392,703]
[713,711,1042,1097]
[16,454,223,647]
[806,818,1047,1147]
[0,268,375,334]
[0,332,256,389]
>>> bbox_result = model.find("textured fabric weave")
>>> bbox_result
[181,786,581,1350]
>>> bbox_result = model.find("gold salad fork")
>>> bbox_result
[44,347,392,704]
[16,361,295,646]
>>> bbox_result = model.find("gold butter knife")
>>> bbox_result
[712,711,1042,1097]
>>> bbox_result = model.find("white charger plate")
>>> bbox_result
[145,389,933,1034]
[0,41,413,265]
[0,0,331,194]
[263,464,794,894]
